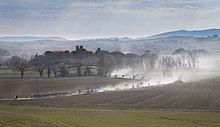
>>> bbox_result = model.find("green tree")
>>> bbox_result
[59,64,69,77]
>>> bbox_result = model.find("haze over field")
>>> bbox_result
[0,0,220,90]
[1,1,220,127]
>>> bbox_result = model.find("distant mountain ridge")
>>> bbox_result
[1,28,220,42]
[146,29,220,39]
[0,36,67,42]
[1,28,220,56]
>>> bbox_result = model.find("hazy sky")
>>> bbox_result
[0,0,220,39]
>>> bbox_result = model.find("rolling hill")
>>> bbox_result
[147,29,220,39]
[0,36,67,42]
[1,29,220,57]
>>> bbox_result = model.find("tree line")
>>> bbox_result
[0,47,208,78]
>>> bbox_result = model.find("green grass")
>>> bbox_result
[71,66,98,75]
[0,68,16,74]
[0,106,219,127]
[0,68,35,74]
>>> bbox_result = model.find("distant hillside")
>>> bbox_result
[147,29,220,39]
[1,29,220,57]
[1,36,220,57]
[0,36,67,42]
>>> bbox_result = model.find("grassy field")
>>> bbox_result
[0,106,220,127]
[0,68,36,74]
[0,68,17,74]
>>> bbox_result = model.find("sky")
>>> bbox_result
[0,0,220,40]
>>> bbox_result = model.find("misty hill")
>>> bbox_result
[1,28,220,57]
[1,36,220,57]
[0,36,67,42]
[147,29,220,39]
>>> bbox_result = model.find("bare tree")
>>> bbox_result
[37,67,44,77]
[47,66,51,77]
[44,55,53,78]
[30,55,45,78]
[76,60,82,76]
[52,65,59,77]
[0,59,2,68]
[9,56,28,78]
